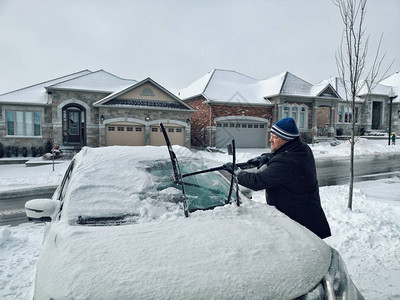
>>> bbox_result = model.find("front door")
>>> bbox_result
[372,101,382,130]
[63,105,86,145]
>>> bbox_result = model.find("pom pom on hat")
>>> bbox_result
[271,117,299,141]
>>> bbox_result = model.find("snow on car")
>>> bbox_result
[25,145,363,299]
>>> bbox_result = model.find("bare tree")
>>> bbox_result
[333,0,392,210]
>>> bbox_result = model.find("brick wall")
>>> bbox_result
[185,97,272,147]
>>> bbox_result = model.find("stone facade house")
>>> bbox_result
[178,69,400,148]
[0,70,194,156]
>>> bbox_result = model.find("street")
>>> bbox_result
[316,153,400,186]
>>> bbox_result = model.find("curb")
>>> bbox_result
[0,185,58,200]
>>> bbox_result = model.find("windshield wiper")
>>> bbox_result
[77,215,135,226]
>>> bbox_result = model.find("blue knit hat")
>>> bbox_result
[271,117,299,140]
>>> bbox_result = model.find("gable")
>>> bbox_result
[318,86,339,98]
[118,82,176,103]
[97,80,193,111]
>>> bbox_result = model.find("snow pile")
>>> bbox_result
[321,180,400,299]
[192,138,400,166]
[310,138,400,157]
[0,223,45,299]
[0,227,11,246]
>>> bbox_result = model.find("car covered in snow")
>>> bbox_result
[25,146,364,299]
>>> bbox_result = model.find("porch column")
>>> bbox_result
[145,125,150,145]
[312,105,318,136]
[328,107,335,137]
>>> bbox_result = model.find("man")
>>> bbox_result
[228,117,331,239]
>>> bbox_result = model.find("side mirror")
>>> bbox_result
[25,199,59,222]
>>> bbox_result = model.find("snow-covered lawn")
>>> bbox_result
[0,139,399,299]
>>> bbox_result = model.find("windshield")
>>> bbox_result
[72,157,231,226]
[145,160,229,212]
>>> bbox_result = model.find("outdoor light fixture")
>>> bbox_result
[100,114,105,123]
[186,118,190,124]
[388,88,398,145]
[145,116,150,121]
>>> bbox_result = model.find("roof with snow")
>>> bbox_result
[46,69,137,93]
[177,69,341,105]
[178,69,271,105]
[0,70,92,105]
[0,70,137,105]
[379,71,400,102]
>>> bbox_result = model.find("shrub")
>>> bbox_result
[300,132,313,144]
[12,146,19,157]
[21,147,28,157]
[0,143,3,158]
[31,146,37,157]
[4,146,12,158]
[38,146,44,156]
[336,128,343,136]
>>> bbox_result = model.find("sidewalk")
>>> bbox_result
[0,185,58,200]
[0,158,70,199]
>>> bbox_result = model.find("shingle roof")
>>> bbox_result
[178,69,341,104]
[0,70,92,105]
[46,69,137,93]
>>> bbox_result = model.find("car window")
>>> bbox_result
[145,160,229,212]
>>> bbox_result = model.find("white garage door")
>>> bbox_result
[150,124,185,146]
[216,122,267,148]
[106,123,145,146]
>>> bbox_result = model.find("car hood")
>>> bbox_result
[36,201,331,299]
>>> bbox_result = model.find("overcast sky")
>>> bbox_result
[0,0,399,95]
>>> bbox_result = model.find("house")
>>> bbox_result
[178,69,341,148]
[178,69,400,148]
[0,70,194,156]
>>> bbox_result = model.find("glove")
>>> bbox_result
[223,162,238,174]
[247,153,270,169]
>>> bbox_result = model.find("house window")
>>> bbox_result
[291,107,298,121]
[254,124,259,128]
[168,128,174,132]
[338,105,359,123]
[176,128,182,133]
[152,127,158,132]
[283,107,289,118]
[236,124,240,128]
[223,124,229,127]
[135,127,142,132]
[248,124,253,128]
[281,104,308,129]
[229,124,235,127]
[127,127,133,131]
[108,126,115,131]
[6,110,41,136]
[118,127,124,131]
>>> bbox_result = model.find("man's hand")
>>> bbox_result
[223,162,238,174]
[247,153,270,169]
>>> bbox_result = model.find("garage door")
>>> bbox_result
[106,123,145,146]
[150,124,185,146]
[216,122,267,148]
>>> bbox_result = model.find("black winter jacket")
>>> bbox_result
[237,138,331,239]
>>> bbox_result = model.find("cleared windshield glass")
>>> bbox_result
[146,160,229,212]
